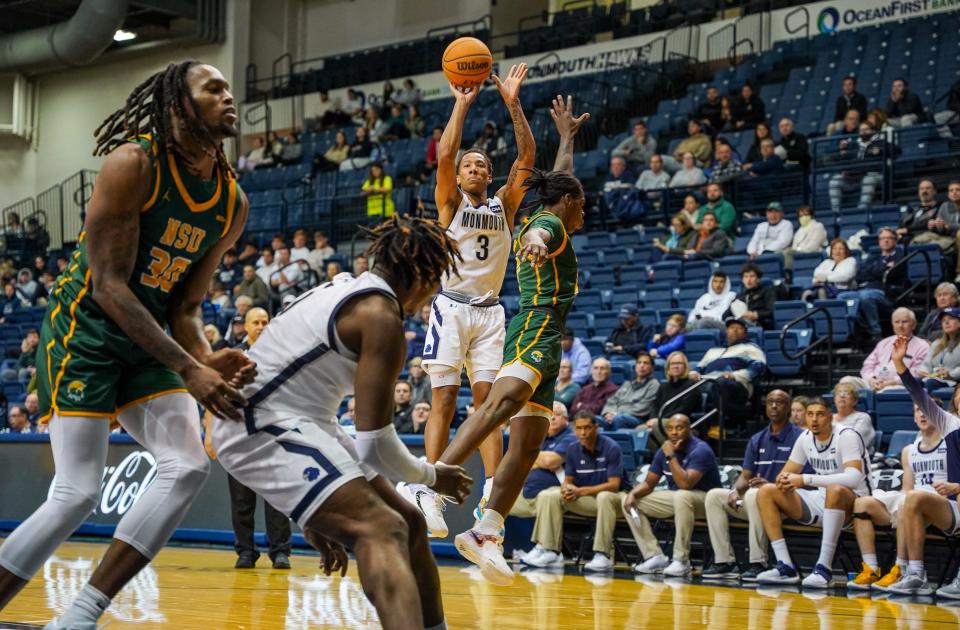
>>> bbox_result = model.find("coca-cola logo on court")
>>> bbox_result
[47,451,159,517]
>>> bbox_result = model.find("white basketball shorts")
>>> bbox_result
[421,294,505,381]
[871,488,907,528]
[213,416,376,529]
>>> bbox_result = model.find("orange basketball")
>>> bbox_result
[442,37,493,89]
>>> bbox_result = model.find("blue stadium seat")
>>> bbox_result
[575,289,604,313]
[876,389,916,433]
[610,287,639,310]
[774,300,810,330]
[639,284,673,310]
[684,329,721,364]
[618,265,648,287]
[680,260,713,283]
[792,252,825,290]
[885,430,918,458]
[592,311,620,339]
[763,329,812,376]
[604,430,639,476]
[811,299,855,343]
[566,312,591,339]
[648,261,681,284]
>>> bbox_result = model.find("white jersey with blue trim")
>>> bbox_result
[441,193,511,301]
[789,427,871,497]
[908,434,949,492]
[240,271,400,433]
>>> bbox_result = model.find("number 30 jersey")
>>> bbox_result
[441,194,511,301]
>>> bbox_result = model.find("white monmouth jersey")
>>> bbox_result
[788,427,871,497]
[240,271,400,434]
[440,193,511,302]
[907,435,949,491]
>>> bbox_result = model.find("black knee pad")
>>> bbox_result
[852,511,872,521]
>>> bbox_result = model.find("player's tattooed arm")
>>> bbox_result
[550,95,590,174]
[86,145,246,421]
[495,64,535,224]
[435,83,478,227]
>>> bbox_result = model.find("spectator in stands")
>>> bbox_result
[602,156,637,221]
[31,256,46,280]
[353,254,369,274]
[706,141,743,184]
[394,78,421,107]
[226,315,246,348]
[216,249,243,291]
[832,382,876,456]
[623,413,723,576]
[407,356,430,404]
[290,229,310,261]
[648,314,686,359]
[783,205,828,268]
[339,397,356,426]
[15,268,39,305]
[744,122,773,164]
[361,161,395,219]
[688,212,732,261]
[690,317,767,420]
[885,78,927,128]
[379,105,410,142]
[919,282,960,341]
[830,108,862,138]
[645,352,699,444]
[828,76,869,135]
[555,359,582,408]
[635,154,670,195]
[689,271,736,330]
[5,405,33,434]
[693,85,724,132]
[325,261,343,280]
[790,396,808,428]
[5,212,22,236]
[679,193,700,226]
[935,79,960,137]
[919,307,960,388]
[314,130,350,172]
[393,381,414,432]
[702,389,801,579]
[828,122,886,213]
[342,88,364,122]
[270,246,303,297]
[55,255,68,274]
[600,352,660,430]
[866,109,893,137]
[569,358,619,416]
[613,121,657,169]
[0,282,23,321]
[315,90,341,129]
[775,117,811,169]
[405,104,424,138]
[237,241,259,267]
[651,213,697,260]
[203,324,227,352]
[404,303,431,360]
[10,329,38,381]
[838,228,903,342]
[255,246,276,287]
[396,400,430,435]
[232,265,269,308]
[605,305,654,357]
[668,152,706,188]
[804,238,857,301]
[340,126,373,171]
[23,218,48,253]
[207,280,231,310]
[900,179,956,248]
[24,392,39,426]
[38,271,53,305]
[745,138,785,178]
[561,328,592,385]
[747,202,794,259]
[522,411,628,571]
[472,121,507,160]
[238,137,267,172]
[695,183,737,238]
[363,106,387,142]
[664,119,712,169]
[509,402,577,531]
[718,96,734,132]
[851,307,930,391]
[731,82,766,129]
[307,230,334,274]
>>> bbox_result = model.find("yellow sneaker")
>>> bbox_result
[872,564,902,591]
[847,562,881,590]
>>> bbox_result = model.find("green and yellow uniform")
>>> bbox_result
[500,210,578,413]
[37,135,243,422]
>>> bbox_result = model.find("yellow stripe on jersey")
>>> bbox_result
[167,153,223,213]
[221,178,238,237]
[514,310,535,362]
[50,270,92,417]
[533,262,541,306]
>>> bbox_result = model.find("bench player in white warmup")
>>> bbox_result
[399,64,536,536]
[212,217,472,630]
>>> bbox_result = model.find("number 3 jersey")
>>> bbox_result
[440,194,511,301]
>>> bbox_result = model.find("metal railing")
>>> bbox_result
[780,306,833,387]
[884,247,933,313]
[783,6,811,39]
[656,377,724,460]
[706,12,766,66]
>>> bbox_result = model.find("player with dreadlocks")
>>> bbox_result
[0,61,254,628]
[210,215,473,630]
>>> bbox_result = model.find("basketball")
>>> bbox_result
[442,36,493,89]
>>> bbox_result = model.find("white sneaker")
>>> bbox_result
[800,563,833,589]
[43,619,96,630]
[518,544,545,564]
[583,553,614,572]
[397,482,449,538]
[662,559,692,577]
[633,554,670,574]
[454,529,514,586]
[523,548,564,568]
[473,496,505,539]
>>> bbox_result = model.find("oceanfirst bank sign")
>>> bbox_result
[784,0,960,36]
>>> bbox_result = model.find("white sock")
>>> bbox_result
[482,477,494,500]
[908,560,925,576]
[862,553,879,572]
[476,509,505,536]
[771,539,793,566]
[60,583,111,625]
[816,508,844,569]
[425,619,448,630]
[896,557,908,573]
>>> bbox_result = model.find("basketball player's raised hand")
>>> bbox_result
[448,83,480,107]
[432,462,474,503]
[550,95,590,137]
[518,240,549,268]
[492,63,528,104]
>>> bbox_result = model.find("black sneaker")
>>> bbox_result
[272,552,291,569]
[235,552,258,569]
[702,562,740,579]
[740,563,768,582]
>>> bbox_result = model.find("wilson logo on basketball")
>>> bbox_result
[457,60,489,71]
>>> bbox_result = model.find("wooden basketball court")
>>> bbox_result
[1,541,958,629]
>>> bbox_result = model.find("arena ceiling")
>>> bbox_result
[0,0,199,39]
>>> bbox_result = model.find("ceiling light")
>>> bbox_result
[113,30,137,42]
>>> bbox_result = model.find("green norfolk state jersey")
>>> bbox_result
[37,134,242,421]
[513,210,579,325]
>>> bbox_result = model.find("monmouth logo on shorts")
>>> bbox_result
[817,7,840,33]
